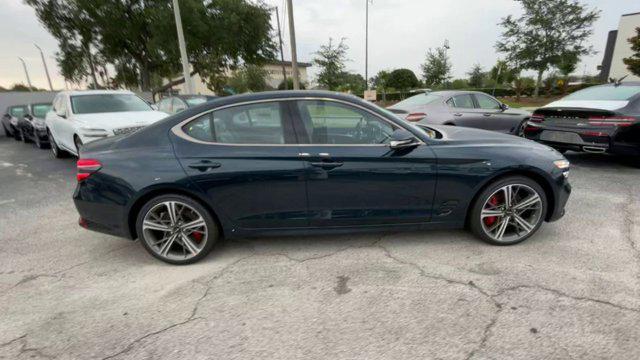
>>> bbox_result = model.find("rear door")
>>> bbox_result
[171,101,309,229]
[446,94,484,128]
[291,99,437,227]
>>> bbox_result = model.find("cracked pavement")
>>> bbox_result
[1,137,639,359]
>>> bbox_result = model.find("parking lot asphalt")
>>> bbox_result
[0,135,639,360]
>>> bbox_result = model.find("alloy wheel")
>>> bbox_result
[141,201,208,261]
[480,184,543,243]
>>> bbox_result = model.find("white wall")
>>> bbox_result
[610,13,640,82]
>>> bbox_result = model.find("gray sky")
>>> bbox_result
[0,0,637,89]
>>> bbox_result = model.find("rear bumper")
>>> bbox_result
[73,183,132,239]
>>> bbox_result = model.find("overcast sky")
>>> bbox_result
[0,0,637,89]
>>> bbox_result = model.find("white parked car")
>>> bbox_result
[45,90,168,158]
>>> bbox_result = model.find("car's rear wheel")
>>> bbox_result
[516,119,528,137]
[48,130,68,158]
[136,195,218,265]
[21,129,32,143]
[469,176,547,245]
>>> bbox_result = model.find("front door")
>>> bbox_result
[172,101,308,229]
[291,99,437,227]
[473,93,520,133]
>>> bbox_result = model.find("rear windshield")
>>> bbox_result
[392,93,441,108]
[185,97,208,106]
[32,103,52,118]
[70,94,151,114]
[563,85,640,101]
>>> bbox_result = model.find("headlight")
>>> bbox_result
[553,159,570,170]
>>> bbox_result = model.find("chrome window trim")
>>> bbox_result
[171,97,426,147]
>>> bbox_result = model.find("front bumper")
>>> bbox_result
[548,175,571,222]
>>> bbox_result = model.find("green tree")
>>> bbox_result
[556,52,579,94]
[386,69,419,93]
[337,72,366,94]
[489,60,517,86]
[450,78,469,89]
[370,70,391,91]
[467,64,485,88]
[623,27,640,77]
[496,0,599,97]
[313,38,349,91]
[227,64,269,93]
[421,46,452,87]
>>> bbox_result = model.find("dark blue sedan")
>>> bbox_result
[74,91,571,264]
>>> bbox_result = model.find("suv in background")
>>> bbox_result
[45,90,168,158]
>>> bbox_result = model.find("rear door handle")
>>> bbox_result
[188,160,221,172]
[310,161,343,170]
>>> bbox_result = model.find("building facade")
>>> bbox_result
[599,12,640,82]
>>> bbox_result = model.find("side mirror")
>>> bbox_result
[56,109,66,118]
[389,129,419,150]
[500,103,509,111]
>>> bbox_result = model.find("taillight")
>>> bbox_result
[77,159,102,182]
[405,113,427,122]
[530,114,544,123]
[587,116,636,127]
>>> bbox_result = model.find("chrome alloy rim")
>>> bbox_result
[480,184,543,242]
[142,201,208,260]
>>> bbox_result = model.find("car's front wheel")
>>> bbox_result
[48,130,68,158]
[136,194,219,265]
[469,176,547,245]
[12,127,22,141]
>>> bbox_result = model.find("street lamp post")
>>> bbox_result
[365,0,372,89]
[34,44,54,91]
[443,39,450,88]
[18,57,33,92]
[286,0,300,90]
[172,0,195,94]
[275,6,288,90]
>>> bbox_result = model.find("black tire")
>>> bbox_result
[13,127,22,141]
[469,176,547,246]
[34,134,49,149]
[136,194,219,265]
[21,129,32,143]
[48,130,69,158]
[516,119,528,137]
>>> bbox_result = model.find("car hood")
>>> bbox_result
[542,100,628,111]
[73,111,168,129]
[424,124,551,150]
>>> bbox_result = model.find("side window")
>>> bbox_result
[157,98,172,113]
[451,94,475,109]
[296,100,397,145]
[475,94,501,110]
[182,102,286,144]
[172,98,187,113]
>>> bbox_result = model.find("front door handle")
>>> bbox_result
[453,113,463,117]
[188,160,221,172]
[483,113,492,117]
[310,161,343,170]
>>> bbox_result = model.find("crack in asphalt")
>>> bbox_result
[0,333,55,359]
[622,190,640,272]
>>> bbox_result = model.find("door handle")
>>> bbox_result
[188,160,221,172]
[453,113,463,117]
[483,113,492,117]
[310,161,343,170]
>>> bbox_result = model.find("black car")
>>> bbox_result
[387,91,531,135]
[524,82,640,157]
[2,105,28,140]
[74,91,571,264]
[155,95,218,115]
[16,102,53,149]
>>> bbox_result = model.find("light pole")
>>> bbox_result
[172,0,195,94]
[365,0,372,89]
[18,57,33,92]
[443,39,450,88]
[275,6,288,90]
[34,44,53,91]
[286,0,300,90]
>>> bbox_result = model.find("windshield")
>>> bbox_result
[563,85,640,101]
[392,93,441,108]
[10,107,26,117]
[32,103,52,118]
[70,94,151,114]
[184,97,208,106]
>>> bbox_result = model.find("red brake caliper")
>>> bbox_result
[484,195,500,227]
[191,231,203,242]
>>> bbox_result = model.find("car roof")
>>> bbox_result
[196,90,365,108]
[59,90,136,96]
[428,90,490,97]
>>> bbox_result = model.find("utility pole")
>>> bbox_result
[443,39,450,88]
[34,44,53,91]
[172,0,194,94]
[365,0,371,89]
[286,0,300,90]
[18,57,33,92]
[275,6,288,90]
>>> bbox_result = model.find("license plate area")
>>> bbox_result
[540,131,583,144]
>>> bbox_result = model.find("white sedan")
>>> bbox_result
[45,90,168,158]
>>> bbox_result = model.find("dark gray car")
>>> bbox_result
[387,91,531,135]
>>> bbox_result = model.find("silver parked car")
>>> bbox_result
[387,91,531,135]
